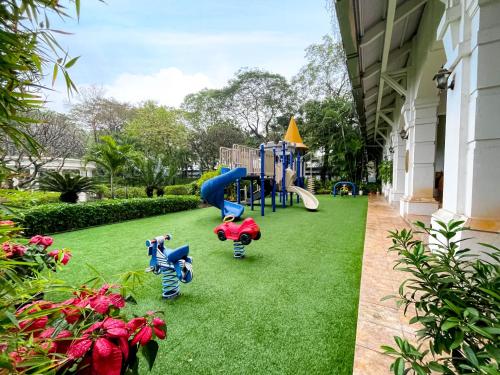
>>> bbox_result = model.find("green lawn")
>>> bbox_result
[53,195,368,374]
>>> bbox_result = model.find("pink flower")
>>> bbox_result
[38,328,73,354]
[0,220,15,226]
[29,235,53,248]
[1,243,26,258]
[48,249,72,265]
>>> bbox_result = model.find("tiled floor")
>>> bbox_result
[352,196,416,375]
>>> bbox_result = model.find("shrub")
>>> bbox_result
[38,172,96,203]
[378,159,393,184]
[19,196,200,235]
[99,185,148,199]
[196,168,221,189]
[383,221,499,374]
[0,189,60,208]
[163,184,192,195]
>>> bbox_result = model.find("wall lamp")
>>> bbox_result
[399,128,408,140]
[433,66,455,90]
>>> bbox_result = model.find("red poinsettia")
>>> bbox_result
[128,312,167,346]
[29,235,54,248]
[67,317,130,375]
[38,328,73,354]
[2,242,27,257]
[0,220,15,226]
[47,248,72,265]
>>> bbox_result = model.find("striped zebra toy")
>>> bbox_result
[145,234,193,299]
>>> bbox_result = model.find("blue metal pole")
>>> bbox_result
[260,144,265,216]
[290,152,294,206]
[281,142,286,208]
[272,147,276,212]
[296,153,300,203]
[250,180,254,210]
[236,179,241,204]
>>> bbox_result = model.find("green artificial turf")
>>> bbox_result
[53,195,368,374]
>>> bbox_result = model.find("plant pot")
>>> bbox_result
[359,190,363,196]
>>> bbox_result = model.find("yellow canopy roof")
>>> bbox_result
[284,117,308,150]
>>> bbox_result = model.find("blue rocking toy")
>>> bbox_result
[145,234,193,299]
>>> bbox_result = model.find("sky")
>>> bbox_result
[45,0,333,112]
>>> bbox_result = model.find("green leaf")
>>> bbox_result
[51,64,59,86]
[141,340,159,371]
[428,362,447,373]
[64,56,80,69]
[393,357,404,375]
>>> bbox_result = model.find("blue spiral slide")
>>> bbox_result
[200,167,247,219]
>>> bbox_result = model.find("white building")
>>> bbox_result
[335,0,500,247]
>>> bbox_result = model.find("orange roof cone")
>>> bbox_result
[284,117,308,150]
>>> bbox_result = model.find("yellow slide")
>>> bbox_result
[285,168,319,211]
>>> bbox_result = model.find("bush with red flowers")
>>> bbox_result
[2,282,167,374]
[1,234,71,278]
[0,220,167,374]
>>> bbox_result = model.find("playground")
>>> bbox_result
[52,195,368,374]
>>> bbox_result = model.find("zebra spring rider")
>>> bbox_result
[145,234,193,299]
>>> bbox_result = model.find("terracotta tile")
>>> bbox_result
[354,196,418,373]
[356,319,403,352]
[353,346,393,375]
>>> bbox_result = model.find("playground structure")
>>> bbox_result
[145,234,193,299]
[332,181,358,197]
[201,117,319,218]
[214,216,261,258]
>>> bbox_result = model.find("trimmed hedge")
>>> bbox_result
[20,195,200,235]
[163,183,197,196]
[0,189,60,208]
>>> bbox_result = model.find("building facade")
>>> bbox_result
[336,0,500,247]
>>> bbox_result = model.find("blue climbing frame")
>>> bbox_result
[240,141,306,216]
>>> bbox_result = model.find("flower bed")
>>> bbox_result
[1,223,167,374]
[19,195,200,235]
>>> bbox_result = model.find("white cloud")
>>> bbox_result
[103,67,221,107]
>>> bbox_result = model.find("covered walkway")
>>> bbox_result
[353,196,417,374]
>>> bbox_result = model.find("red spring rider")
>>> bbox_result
[213,215,261,258]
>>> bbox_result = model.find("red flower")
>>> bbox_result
[152,317,167,340]
[58,298,82,324]
[16,300,55,316]
[86,285,125,314]
[29,235,53,248]
[131,326,152,346]
[67,317,130,375]
[129,315,167,346]
[0,220,15,226]
[48,249,72,265]
[18,316,49,336]
[1,242,27,258]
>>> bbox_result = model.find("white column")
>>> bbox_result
[400,99,440,217]
[389,130,406,207]
[432,0,500,248]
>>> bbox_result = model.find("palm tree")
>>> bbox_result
[132,155,170,197]
[38,172,96,203]
[86,136,132,198]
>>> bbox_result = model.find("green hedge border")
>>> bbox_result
[19,195,200,235]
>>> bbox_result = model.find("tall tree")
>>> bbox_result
[293,35,350,101]
[0,110,86,188]
[298,96,362,182]
[70,86,134,142]
[0,0,80,153]
[221,69,298,141]
[86,136,132,198]
[182,90,247,170]
[125,101,190,175]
